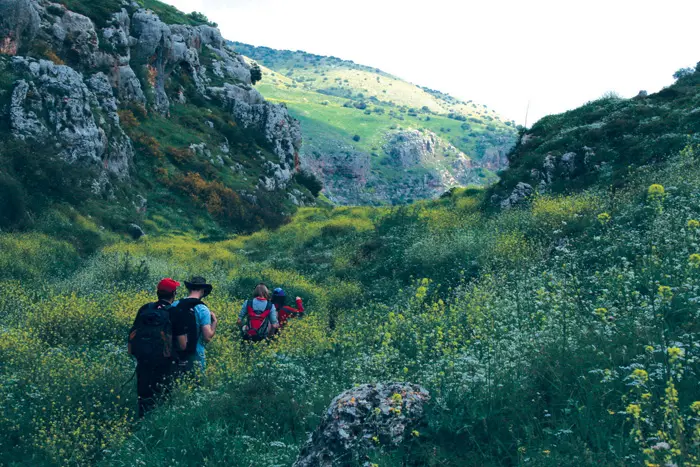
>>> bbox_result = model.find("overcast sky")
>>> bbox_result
[165,0,699,125]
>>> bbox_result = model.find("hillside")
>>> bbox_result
[231,42,517,205]
[3,50,700,466]
[0,0,319,243]
[490,67,700,205]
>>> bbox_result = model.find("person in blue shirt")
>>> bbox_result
[237,283,280,342]
[171,276,218,374]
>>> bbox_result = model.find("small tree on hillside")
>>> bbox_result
[673,67,695,81]
[250,63,262,85]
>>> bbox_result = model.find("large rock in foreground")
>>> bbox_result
[294,382,430,467]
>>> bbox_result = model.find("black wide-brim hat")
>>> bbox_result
[184,276,213,294]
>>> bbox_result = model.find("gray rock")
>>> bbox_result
[10,57,131,176]
[0,0,41,55]
[500,182,533,209]
[211,83,301,186]
[560,151,576,174]
[49,9,99,68]
[101,9,132,64]
[130,9,171,113]
[128,223,145,239]
[293,383,430,467]
[116,65,146,105]
[86,72,133,175]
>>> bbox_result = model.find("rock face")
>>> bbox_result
[0,0,40,55]
[308,129,489,205]
[0,0,302,191]
[500,182,533,209]
[293,383,430,467]
[9,56,132,177]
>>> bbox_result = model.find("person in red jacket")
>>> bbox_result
[272,287,304,327]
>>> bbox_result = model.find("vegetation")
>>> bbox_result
[4,3,700,466]
[0,2,317,239]
[492,62,700,201]
[3,135,700,465]
[231,43,517,201]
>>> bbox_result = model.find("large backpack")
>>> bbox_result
[129,302,173,366]
[171,298,204,357]
[244,300,273,339]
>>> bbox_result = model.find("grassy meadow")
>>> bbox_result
[2,142,700,466]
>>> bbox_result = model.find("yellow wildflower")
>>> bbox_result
[597,212,611,225]
[642,393,652,400]
[689,253,700,268]
[688,219,700,229]
[667,347,684,360]
[411,430,420,437]
[645,345,654,353]
[648,184,665,196]
[631,368,649,383]
[542,450,551,456]
[594,307,608,319]
[657,286,673,301]
[626,403,642,419]
[690,401,700,413]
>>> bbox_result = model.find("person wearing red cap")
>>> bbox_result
[128,278,181,417]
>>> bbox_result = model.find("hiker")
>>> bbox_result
[170,276,217,375]
[271,287,305,327]
[238,283,280,342]
[128,278,181,418]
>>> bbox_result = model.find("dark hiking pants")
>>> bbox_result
[136,362,174,418]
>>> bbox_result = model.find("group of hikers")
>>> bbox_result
[127,277,305,417]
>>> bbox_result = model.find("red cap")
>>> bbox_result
[157,278,180,293]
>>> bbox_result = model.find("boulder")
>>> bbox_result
[128,223,145,239]
[293,383,430,467]
[500,182,533,209]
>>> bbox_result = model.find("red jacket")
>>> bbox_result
[277,298,304,326]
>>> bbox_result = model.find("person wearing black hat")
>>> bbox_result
[170,276,217,375]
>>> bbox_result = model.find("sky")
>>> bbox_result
[164,0,700,125]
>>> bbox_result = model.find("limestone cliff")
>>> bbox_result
[0,0,305,217]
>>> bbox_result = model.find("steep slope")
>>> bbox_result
[0,0,316,240]
[232,42,517,205]
[491,65,700,206]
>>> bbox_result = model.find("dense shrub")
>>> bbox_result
[250,62,263,85]
[293,169,323,197]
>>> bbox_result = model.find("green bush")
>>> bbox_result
[294,169,323,197]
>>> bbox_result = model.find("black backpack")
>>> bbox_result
[171,298,204,357]
[129,302,173,366]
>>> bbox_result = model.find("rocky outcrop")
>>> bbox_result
[500,182,533,209]
[9,57,132,177]
[0,0,303,191]
[385,129,443,168]
[0,0,40,55]
[211,83,302,186]
[311,129,485,204]
[293,383,430,467]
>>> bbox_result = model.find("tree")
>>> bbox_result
[250,63,262,85]
[673,67,695,80]
[353,135,361,142]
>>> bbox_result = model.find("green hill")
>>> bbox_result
[231,42,517,205]
[491,68,700,204]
